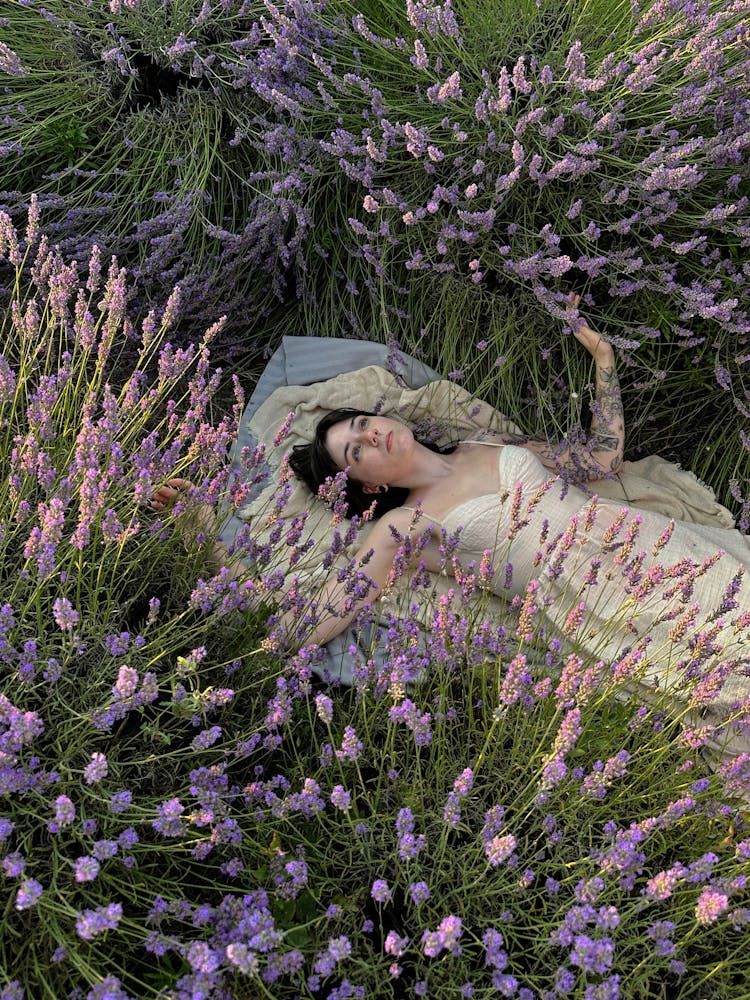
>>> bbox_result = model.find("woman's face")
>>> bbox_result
[324,414,415,491]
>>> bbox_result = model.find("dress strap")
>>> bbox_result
[460,438,506,448]
[400,504,444,527]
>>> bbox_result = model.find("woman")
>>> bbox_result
[153,299,749,747]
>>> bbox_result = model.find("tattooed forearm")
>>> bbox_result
[586,359,624,475]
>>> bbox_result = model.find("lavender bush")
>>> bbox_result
[2,0,748,522]
[0,0,310,342]
[247,0,750,519]
[1,208,750,999]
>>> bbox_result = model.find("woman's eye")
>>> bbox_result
[353,446,360,460]
[359,417,367,430]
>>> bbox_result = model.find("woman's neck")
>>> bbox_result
[391,440,455,492]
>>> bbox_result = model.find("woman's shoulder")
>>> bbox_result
[372,504,433,539]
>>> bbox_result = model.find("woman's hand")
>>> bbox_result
[566,293,614,367]
[151,478,219,542]
[151,480,252,583]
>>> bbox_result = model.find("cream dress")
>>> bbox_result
[409,444,750,755]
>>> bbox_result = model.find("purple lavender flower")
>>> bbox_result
[86,976,134,1000]
[2,852,25,878]
[371,879,392,903]
[483,928,507,970]
[570,933,615,974]
[52,597,79,631]
[84,751,108,784]
[152,797,186,837]
[15,879,43,910]
[396,806,426,860]
[73,856,101,882]
[409,881,430,906]
[75,902,123,939]
[93,839,119,860]
[191,726,222,750]
[187,940,221,974]
[330,785,352,812]
[110,790,132,813]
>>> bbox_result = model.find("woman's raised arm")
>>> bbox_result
[494,296,624,481]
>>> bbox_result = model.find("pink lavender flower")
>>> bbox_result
[84,752,108,784]
[226,942,259,974]
[0,41,25,77]
[411,39,429,69]
[52,795,75,828]
[485,834,516,867]
[385,931,409,958]
[335,726,363,761]
[427,71,462,104]
[315,693,333,724]
[113,665,139,700]
[422,915,463,957]
[695,886,729,925]
[73,856,101,882]
[52,597,79,631]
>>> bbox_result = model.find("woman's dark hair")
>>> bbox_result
[288,407,453,520]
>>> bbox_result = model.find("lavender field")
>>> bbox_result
[1,1,749,998]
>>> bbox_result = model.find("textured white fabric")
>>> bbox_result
[413,444,750,752]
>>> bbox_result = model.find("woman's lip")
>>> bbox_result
[386,431,392,452]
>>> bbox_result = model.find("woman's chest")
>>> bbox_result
[407,445,503,522]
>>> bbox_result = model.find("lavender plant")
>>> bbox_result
[2,208,750,999]
[0,0,309,341]
[2,0,748,517]
[243,0,749,520]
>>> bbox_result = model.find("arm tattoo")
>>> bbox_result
[588,363,624,470]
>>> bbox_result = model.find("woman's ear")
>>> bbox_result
[362,484,388,495]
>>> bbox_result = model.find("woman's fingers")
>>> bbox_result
[167,477,193,492]
[150,478,194,510]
